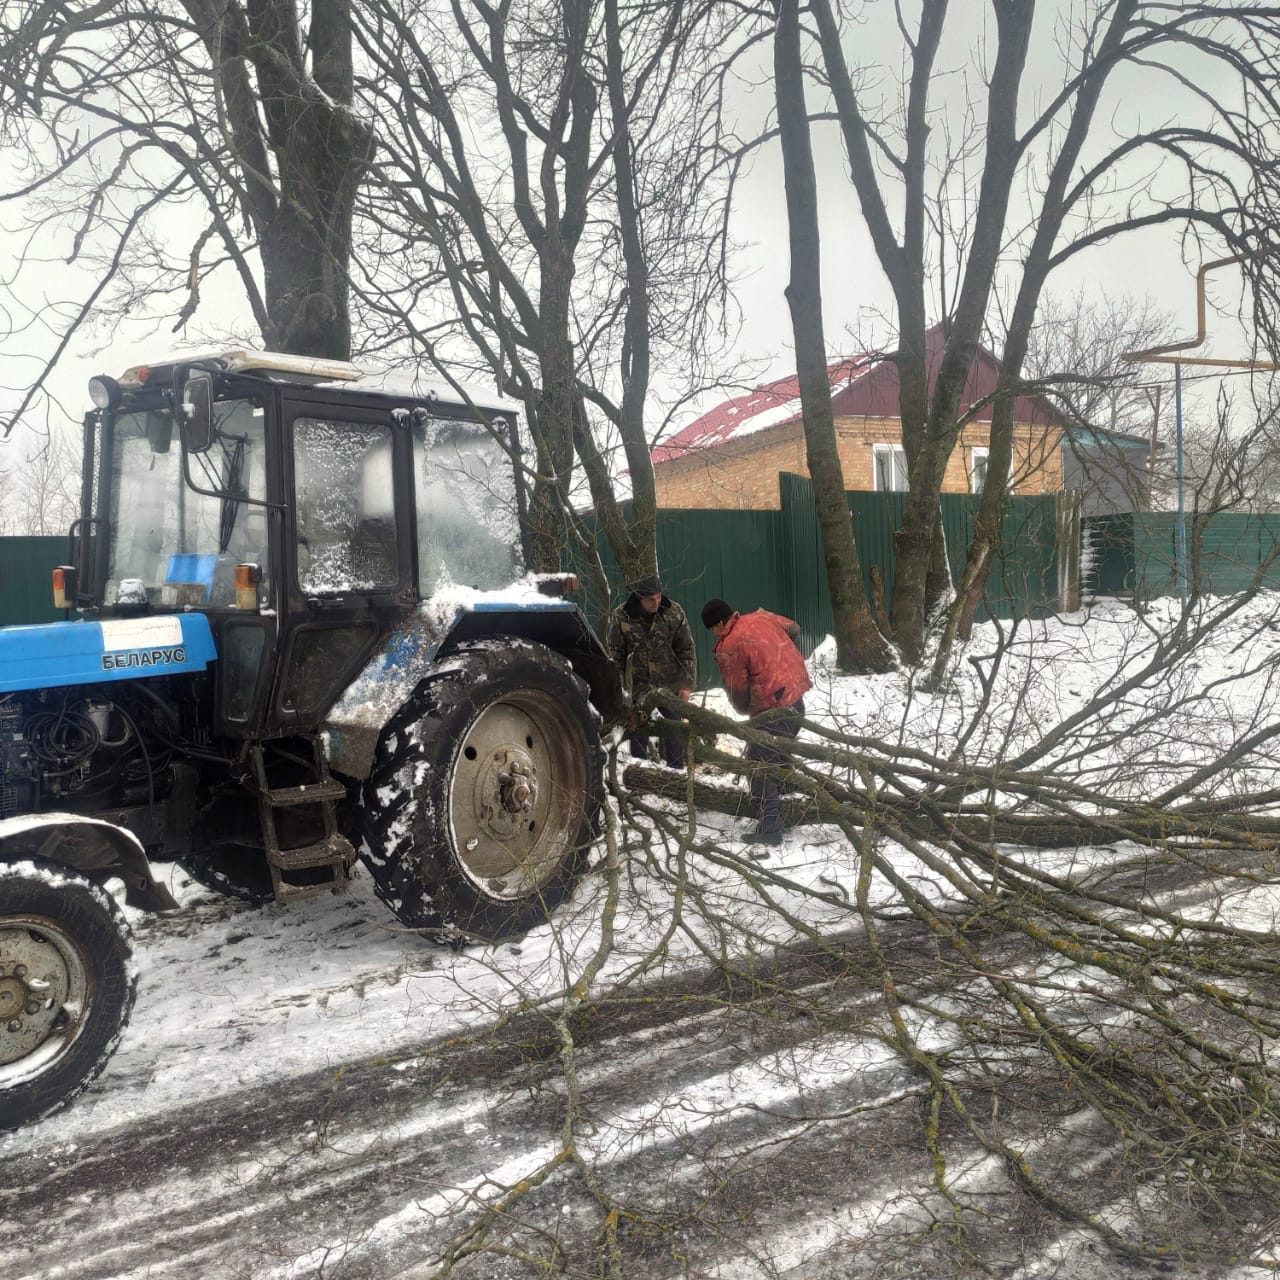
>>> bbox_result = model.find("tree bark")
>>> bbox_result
[810,0,1037,663]
[528,310,580,572]
[621,761,1280,850]
[773,0,889,672]
[186,0,372,359]
[263,0,365,357]
[600,0,660,585]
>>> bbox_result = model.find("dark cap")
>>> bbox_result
[629,574,663,597]
[700,598,734,629]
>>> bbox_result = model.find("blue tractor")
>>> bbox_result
[0,350,620,1128]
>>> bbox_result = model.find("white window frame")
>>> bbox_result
[872,443,908,492]
[968,446,989,494]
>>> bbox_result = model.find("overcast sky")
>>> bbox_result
[0,0,1267,467]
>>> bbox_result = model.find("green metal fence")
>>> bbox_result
[573,510,795,692]
[580,475,1064,687]
[1,481,1067,682]
[1085,512,1280,600]
[0,537,64,626]
[781,475,1060,653]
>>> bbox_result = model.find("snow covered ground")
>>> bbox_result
[4,594,1280,1278]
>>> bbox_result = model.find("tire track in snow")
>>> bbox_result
[0,954,922,1278]
[0,857,1259,1279]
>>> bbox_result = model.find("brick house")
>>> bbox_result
[653,327,1066,510]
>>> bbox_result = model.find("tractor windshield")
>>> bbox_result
[413,416,524,593]
[104,399,270,609]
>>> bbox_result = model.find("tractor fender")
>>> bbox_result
[437,603,623,723]
[0,813,179,913]
[323,597,623,780]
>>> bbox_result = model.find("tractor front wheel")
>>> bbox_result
[0,860,136,1130]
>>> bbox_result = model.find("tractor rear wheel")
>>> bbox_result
[0,860,136,1129]
[357,640,603,942]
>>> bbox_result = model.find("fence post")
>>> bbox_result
[1056,491,1083,612]
[778,475,800,625]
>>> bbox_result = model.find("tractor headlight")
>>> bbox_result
[88,375,122,410]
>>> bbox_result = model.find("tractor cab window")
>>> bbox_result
[293,418,398,594]
[106,399,269,609]
[413,416,522,594]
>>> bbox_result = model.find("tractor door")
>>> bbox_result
[270,397,415,731]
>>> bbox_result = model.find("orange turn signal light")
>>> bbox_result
[52,565,76,610]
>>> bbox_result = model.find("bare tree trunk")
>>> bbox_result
[529,295,581,572]
[599,0,660,586]
[931,3,1141,678]
[189,0,373,358]
[808,0,1036,663]
[953,381,1021,632]
[928,399,1014,686]
[773,0,889,672]
[348,0,728,590]
[890,323,946,658]
[258,145,363,359]
[886,0,1032,656]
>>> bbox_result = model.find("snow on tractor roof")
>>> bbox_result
[356,367,522,416]
[115,349,521,415]
[117,349,365,388]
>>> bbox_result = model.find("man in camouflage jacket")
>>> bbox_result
[607,574,696,769]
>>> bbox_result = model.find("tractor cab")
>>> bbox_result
[0,351,614,1130]
[74,350,527,739]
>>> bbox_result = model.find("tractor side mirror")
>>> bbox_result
[180,373,214,454]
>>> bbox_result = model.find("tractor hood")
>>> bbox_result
[0,615,217,694]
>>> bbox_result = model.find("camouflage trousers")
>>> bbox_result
[628,704,686,770]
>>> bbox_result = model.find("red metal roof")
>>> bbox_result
[652,327,1063,465]
[651,355,877,463]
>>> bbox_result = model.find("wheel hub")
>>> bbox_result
[0,975,24,1020]
[445,687,590,903]
[476,745,540,840]
[0,928,75,1070]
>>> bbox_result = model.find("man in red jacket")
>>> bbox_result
[700,598,811,849]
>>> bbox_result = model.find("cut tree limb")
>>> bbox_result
[621,758,1280,854]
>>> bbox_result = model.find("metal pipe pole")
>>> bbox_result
[1144,384,1161,509]
[1119,253,1276,607]
[1175,360,1187,605]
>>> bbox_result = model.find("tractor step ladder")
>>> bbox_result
[249,739,356,904]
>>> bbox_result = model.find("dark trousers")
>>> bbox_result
[628,703,686,770]
[747,698,804,834]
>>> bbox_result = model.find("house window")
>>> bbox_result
[873,444,908,492]
[969,446,989,494]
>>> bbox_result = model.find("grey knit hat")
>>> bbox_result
[629,574,664,597]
